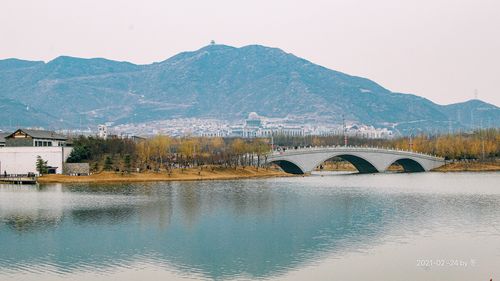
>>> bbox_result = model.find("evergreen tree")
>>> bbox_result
[104,156,113,171]
[66,145,90,163]
[35,156,48,175]
[124,154,131,173]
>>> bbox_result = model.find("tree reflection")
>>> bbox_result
[2,179,498,280]
[4,215,61,232]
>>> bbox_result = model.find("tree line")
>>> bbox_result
[273,129,500,160]
[66,129,500,173]
[67,136,270,173]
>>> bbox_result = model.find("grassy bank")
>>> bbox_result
[433,161,500,172]
[38,166,289,184]
[37,161,500,184]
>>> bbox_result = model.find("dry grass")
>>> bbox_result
[315,161,404,172]
[315,162,357,172]
[433,161,500,172]
[38,166,289,183]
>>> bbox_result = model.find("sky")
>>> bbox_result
[1,0,499,106]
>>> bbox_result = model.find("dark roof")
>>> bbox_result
[6,129,68,141]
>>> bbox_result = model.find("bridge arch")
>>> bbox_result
[266,147,445,175]
[320,154,379,174]
[386,158,425,173]
[271,160,305,174]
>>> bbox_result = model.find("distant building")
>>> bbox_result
[130,135,146,142]
[98,124,108,139]
[346,124,394,139]
[271,125,304,137]
[200,129,229,137]
[228,113,306,138]
[245,112,262,128]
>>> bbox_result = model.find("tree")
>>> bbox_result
[104,156,113,171]
[179,138,201,166]
[150,135,172,169]
[92,162,99,173]
[66,145,90,163]
[252,139,271,169]
[35,156,48,175]
[210,137,224,151]
[136,140,149,168]
[230,139,247,167]
[124,154,132,173]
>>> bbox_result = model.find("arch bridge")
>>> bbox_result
[266,146,445,174]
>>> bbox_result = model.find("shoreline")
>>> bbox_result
[37,167,291,184]
[432,161,500,172]
[34,162,500,184]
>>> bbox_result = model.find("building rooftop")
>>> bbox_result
[6,129,68,140]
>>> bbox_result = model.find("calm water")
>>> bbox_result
[0,172,499,281]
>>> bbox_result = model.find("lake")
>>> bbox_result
[1,172,499,281]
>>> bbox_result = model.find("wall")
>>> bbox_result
[0,147,73,175]
[63,163,90,175]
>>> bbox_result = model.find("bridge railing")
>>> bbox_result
[270,145,441,159]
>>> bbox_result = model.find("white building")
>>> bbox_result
[0,129,72,175]
[346,124,394,139]
[98,124,108,139]
[0,146,72,175]
[228,113,305,138]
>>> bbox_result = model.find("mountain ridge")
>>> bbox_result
[0,44,498,133]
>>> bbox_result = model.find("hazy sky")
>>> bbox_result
[1,0,499,106]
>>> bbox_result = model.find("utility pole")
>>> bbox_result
[471,110,475,131]
[409,136,413,151]
[481,135,485,161]
[480,119,485,160]
[342,115,347,147]
[471,89,478,131]
[409,131,413,152]
[270,133,274,152]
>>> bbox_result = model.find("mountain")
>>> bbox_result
[441,99,500,129]
[0,44,498,133]
[0,97,61,127]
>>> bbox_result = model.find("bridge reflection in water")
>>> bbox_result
[267,146,445,174]
[1,175,499,281]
